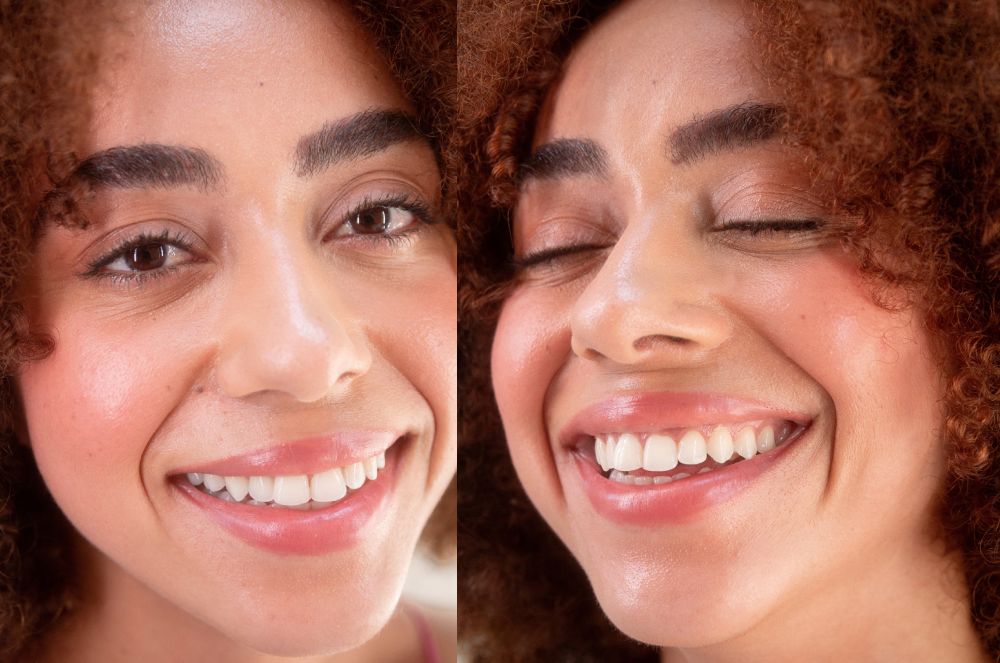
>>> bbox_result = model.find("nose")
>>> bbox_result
[215,243,371,403]
[569,226,734,368]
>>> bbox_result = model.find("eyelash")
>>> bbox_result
[513,218,824,270]
[712,218,823,235]
[513,242,611,270]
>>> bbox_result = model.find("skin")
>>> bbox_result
[491,0,987,660]
[16,0,455,661]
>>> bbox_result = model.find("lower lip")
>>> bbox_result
[173,451,396,556]
[571,426,809,525]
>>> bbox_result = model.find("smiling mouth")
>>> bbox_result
[590,419,806,485]
[183,449,387,510]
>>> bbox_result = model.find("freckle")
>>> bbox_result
[194,385,205,394]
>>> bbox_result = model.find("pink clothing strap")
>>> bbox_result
[404,605,441,663]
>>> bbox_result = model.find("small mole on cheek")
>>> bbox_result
[258,81,264,87]
[194,385,205,394]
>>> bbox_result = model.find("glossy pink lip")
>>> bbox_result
[559,392,810,448]
[173,446,398,555]
[559,392,813,525]
[173,431,401,477]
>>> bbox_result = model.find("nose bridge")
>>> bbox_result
[569,212,734,367]
[216,234,371,402]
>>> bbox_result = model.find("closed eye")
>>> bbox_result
[512,242,612,270]
[713,218,823,235]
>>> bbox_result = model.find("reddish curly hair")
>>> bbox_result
[0,1,456,659]
[457,0,1000,660]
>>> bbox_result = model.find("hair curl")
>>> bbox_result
[457,0,1000,660]
[0,1,456,659]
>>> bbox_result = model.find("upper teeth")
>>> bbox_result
[185,450,386,507]
[593,424,787,474]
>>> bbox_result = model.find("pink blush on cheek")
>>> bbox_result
[17,329,184,500]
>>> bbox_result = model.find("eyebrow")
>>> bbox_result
[519,138,609,184]
[72,144,223,191]
[520,102,785,185]
[669,102,785,165]
[293,108,429,177]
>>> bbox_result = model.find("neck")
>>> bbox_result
[661,537,987,663]
[33,537,421,663]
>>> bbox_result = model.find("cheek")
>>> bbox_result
[491,288,571,514]
[355,261,457,489]
[736,254,944,495]
[17,310,204,533]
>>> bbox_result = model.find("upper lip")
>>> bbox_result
[558,392,813,449]
[172,431,402,477]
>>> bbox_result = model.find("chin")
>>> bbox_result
[191,552,410,656]
[582,551,787,649]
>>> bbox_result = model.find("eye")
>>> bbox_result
[106,242,175,272]
[512,242,612,271]
[326,194,435,244]
[713,218,823,235]
[343,205,417,236]
[83,230,199,283]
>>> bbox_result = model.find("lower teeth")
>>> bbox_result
[607,461,733,485]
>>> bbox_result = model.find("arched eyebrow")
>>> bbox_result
[520,101,786,186]
[520,138,609,183]
[293,108,430,177]
[72,144,223,191]
[668,102,785,165]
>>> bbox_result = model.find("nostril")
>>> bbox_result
[634,334,695,352]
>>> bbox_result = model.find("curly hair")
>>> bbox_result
[0,0,456,659]
[457,0,1000,660]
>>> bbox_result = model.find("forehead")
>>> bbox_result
[87,0,407,156]
[536,0,764,152]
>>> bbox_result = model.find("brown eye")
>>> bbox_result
[127,243,169,271]
[349,206,391,234]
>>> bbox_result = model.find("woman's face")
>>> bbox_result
[493,0,946,650]
[18,0,455,656]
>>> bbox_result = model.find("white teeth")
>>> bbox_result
[248,475,275,502]
[613,433,642,471]
[184,449,387,507]
[677,430,708,465]
[642,434,678,471]
[344,462,366,490]
[594,438,608,471]
[757,425,776,452]
[594,421,795,482]
[310,466,347,503]
[224,476,249,502]
[203,474,226,492]
[707,427,735,463]
[272,475,311,506]
[363,456,378,481]
[735,427,758,459]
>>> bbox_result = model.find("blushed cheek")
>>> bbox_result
[17,326,184,507]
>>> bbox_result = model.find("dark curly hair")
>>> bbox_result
[457,0,1000,660]
[0,0,456,659]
